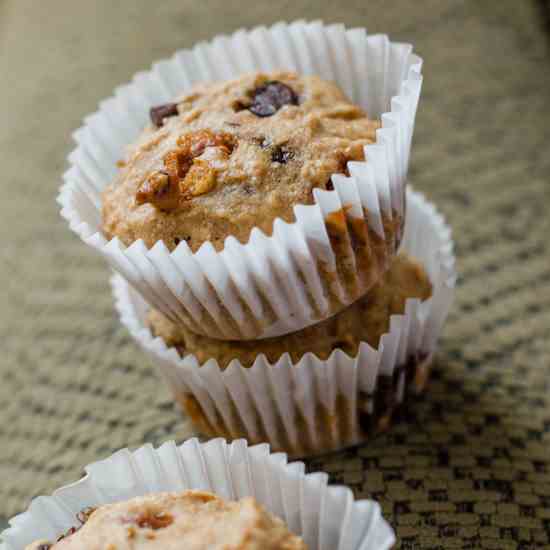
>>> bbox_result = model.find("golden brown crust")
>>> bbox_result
[25,491,306,550]
[148,253,432,368]
[102,71,380,252]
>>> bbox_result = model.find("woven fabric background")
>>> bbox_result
[1,1,550,547]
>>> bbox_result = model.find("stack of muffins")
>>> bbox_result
[5,22,456,550]
[59,22,455,457]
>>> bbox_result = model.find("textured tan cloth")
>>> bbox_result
[1,1,550,548]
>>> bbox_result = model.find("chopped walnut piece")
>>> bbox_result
[176,129,235,158]
[136,511,173,530]
[136,130,235,211]
[182,160,216,196]
[136,170,180,211]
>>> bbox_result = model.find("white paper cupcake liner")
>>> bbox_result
[58,20,423,340]
[0,438,395,550]
[112,189,455,458]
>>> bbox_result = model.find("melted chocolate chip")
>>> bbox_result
[248,81,298,117]
[150,102,179,127]
[325,179,334,191]
[271,146,294,164]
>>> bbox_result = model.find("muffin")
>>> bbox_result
[147,253,432,367]
[101,71,405,339]
[102,71,385,253]
[11,438,395,549]
[25,491,306,550]
[63,23,422,340]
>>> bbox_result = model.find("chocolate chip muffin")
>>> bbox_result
[102,71,382,252]
[147,253,432,367]
[25,491,306,550]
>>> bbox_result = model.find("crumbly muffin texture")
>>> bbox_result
[25,491,306,550]
[102,71,380,252]
[148,253,432,367]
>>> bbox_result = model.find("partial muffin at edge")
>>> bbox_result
[25,491,306,550]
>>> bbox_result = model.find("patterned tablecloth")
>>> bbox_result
[1,1,550,547]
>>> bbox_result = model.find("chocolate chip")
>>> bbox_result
[325,179,334,191]
[150,102,178,127]
[271,146,294,164]
[248,81,298,117]
[37,545,52,550]
[242,184,254,195]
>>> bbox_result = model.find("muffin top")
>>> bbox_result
[148,253,432,367]
[102,71,380,252]
[25,491,306,550]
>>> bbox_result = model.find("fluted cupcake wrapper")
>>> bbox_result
[112,189,456,458]
[0,438,395,550]
[58,20,423,340]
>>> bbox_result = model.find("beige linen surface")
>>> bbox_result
[1,1,550,548]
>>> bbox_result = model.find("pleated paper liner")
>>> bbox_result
[0,438,395,550]
[113,189,455,458]
[59,20,423,340]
